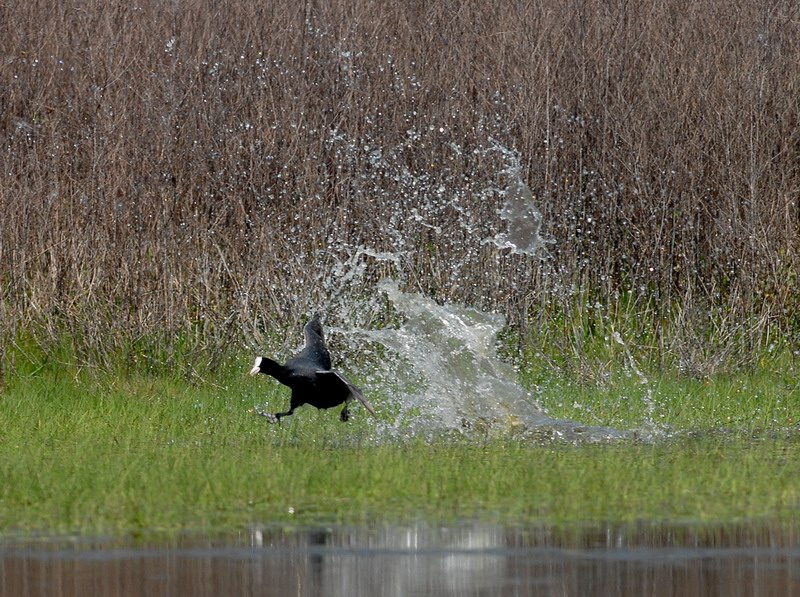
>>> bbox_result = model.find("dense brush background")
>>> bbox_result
[1,0,799,378]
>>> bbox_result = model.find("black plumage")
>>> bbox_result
[249,314,375,422]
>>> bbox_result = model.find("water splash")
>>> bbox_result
[484,172,554,257]
[612,330,663,440]
[357,279,630,442]
[297,137,637,442]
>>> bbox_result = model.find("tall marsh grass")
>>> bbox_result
[1,0,799,377]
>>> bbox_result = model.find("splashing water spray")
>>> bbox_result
[270,134,639,442]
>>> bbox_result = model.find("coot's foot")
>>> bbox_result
[253,407,280,424]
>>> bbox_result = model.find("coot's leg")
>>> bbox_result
[272,407,295,423]
[270,393,306,423]
[254,405,294,424]
[339,405,350,422]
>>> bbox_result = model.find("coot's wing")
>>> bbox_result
[300,314,332,370]
[342,379,376,417]
[303,313,324,346]
[317,370,376,417]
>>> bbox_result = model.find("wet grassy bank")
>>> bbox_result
[2,353,799,537]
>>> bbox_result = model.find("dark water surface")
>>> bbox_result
[3,523,799,596]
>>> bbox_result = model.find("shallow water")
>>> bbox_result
[3,523,799,597]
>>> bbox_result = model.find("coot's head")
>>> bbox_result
[249,356,265,376]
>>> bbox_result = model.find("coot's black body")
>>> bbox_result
[250,314,375,422]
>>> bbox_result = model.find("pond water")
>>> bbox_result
[3,522,799,597]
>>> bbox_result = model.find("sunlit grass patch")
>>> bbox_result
[527,357,800,434]
[1,359,800,537]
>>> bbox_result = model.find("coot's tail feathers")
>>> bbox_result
[319,370,377,417]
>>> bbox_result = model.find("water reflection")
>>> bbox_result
[2,522,799,597]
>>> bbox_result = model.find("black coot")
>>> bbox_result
[249,314,376,422]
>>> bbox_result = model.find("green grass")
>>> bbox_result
[526,364,800,434]
[1,351,800,538]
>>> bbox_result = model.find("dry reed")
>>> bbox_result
[1,0,799,375]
